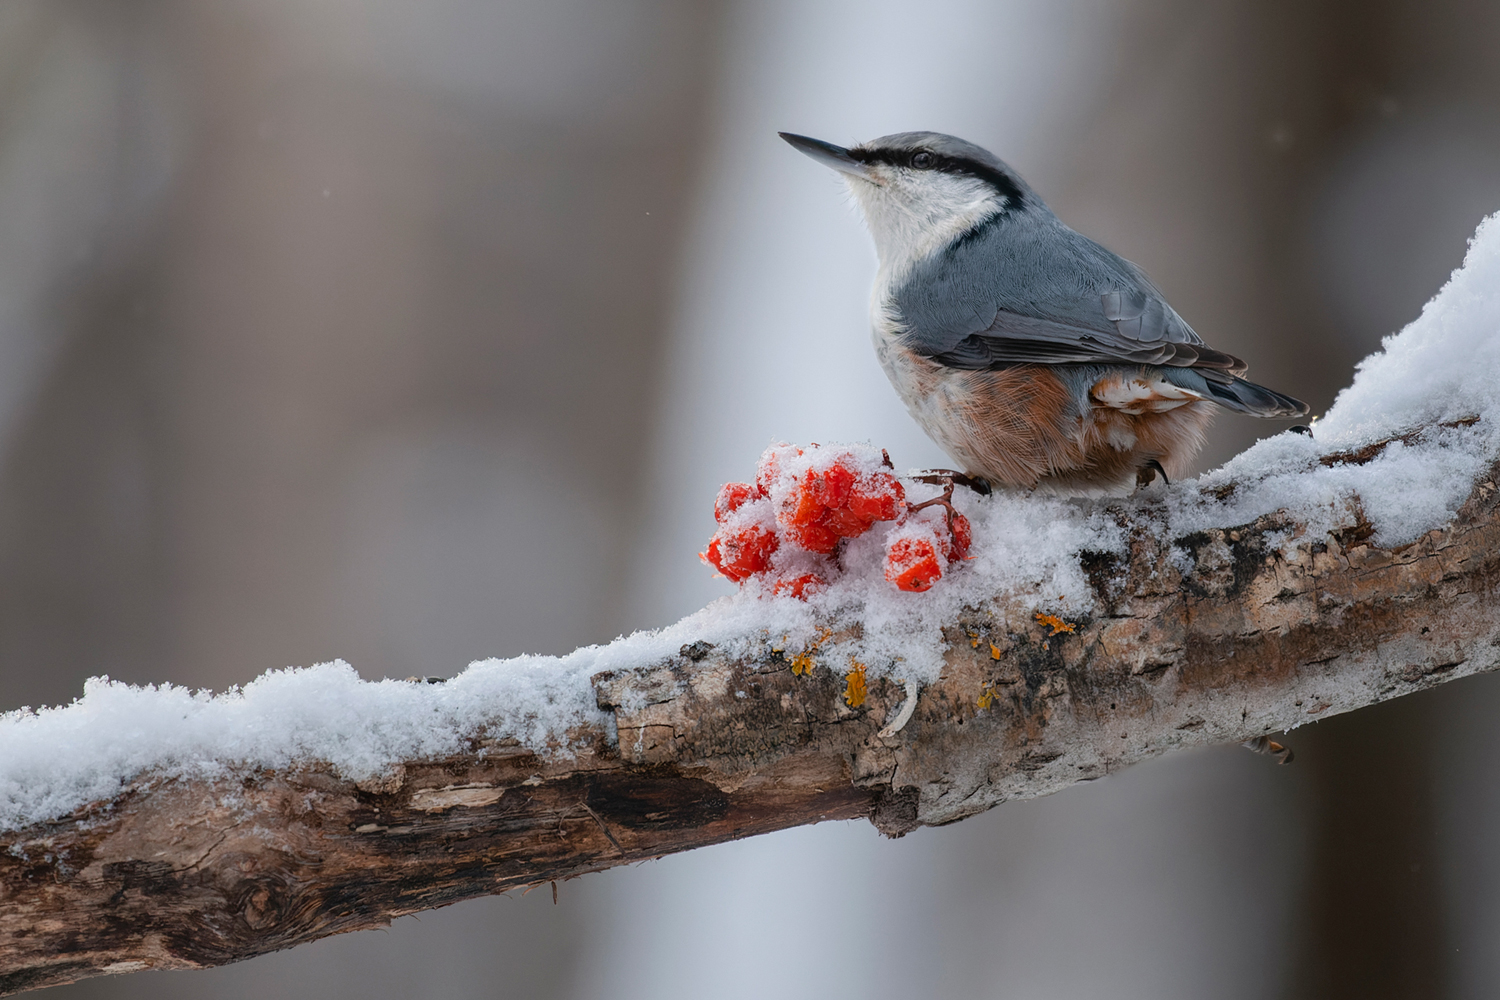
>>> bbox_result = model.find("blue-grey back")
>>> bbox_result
[891,209,1212,369]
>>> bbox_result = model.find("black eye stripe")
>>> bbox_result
[849,146,1027,205]
[852,148,943,170]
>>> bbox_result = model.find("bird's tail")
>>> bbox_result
[1204,376,1309,417]
[1162,368,1309,417]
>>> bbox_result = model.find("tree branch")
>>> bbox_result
[3,442,1500,994]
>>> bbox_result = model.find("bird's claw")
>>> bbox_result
[912,469,992,496]
[1134,459,1170,492]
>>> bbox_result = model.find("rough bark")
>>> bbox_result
[3,440,1500,994]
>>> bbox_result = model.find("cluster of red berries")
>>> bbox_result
[701,444,972,598]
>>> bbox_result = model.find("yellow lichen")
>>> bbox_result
[989,643,1002,660]
[844,661,867,708]
[977,683,998,710]
[1034,612,1076,637]
[788,628,832,677]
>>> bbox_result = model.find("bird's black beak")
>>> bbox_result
[779,132,872,179]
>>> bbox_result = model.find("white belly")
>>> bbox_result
[871,330,984,469]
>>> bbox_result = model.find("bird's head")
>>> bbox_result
[780,130,1038,274]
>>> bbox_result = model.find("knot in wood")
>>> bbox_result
[233,877,292,933]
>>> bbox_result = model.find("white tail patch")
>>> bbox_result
[1091,376,1205,415]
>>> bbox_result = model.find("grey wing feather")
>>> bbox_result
[930,311,1245,377]
[894,212,1247,375]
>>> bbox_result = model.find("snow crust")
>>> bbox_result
[1184,211,1500,548]
[4,215,1500,834]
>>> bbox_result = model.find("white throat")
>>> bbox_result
[848,171,1003,291]
[848,170,1003,343]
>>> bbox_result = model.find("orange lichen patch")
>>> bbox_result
[786,628,833,676]
[989,643,1003,660]
[844,662,867,708]
[1035,612,1076,637]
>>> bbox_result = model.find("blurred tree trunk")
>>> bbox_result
[1292,694,1448,999]
[1270,1,1500,992]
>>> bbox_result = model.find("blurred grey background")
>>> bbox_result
[5,1,1500,997]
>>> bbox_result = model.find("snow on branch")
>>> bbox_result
[5,217,1500,992]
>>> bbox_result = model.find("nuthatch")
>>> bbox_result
[781,130,1309,495]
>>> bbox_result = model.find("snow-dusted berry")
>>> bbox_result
[755,446,795,497]
[714,482,756,523]
[885,536,943,592]
[773,573,826,600]
[947,511,972,562]
[846,471,905,523]
[702,523,778,582]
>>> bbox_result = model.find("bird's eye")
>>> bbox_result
[910,151,934,169]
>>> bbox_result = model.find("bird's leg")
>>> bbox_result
[1241,735,1295,765]
[912,470,992,496]
[1134,459,1170,491]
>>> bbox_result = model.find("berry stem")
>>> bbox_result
[907,479,958,532]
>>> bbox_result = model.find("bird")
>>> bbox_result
[780,130,1309,496]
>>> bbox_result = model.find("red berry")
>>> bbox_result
[818,460,856,508]
[885,536,943,592]
[776,468,847,553]
[779,471,825,529]
[773,573,826,600]
[756,446,798,497]
[702,536,725,573]
[824,505,876,538]
[714,482,756,523]
[702,524,778,582]
[947,512,972,562]
[847,472,905,523]
[785,517,840,555]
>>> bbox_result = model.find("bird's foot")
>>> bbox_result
[1134,459,1170,492]
[912,469,992,496]
[1242,734,1295,765]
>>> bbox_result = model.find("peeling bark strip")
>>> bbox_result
[4,458,1500,993]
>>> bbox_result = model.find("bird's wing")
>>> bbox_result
[931,310,1247,378]
[892,216,1248,379]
